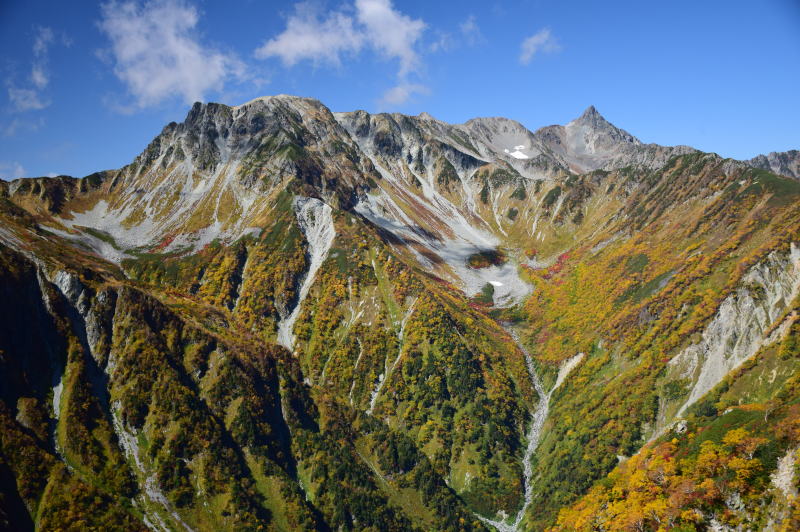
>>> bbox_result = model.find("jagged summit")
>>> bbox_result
[0,94,701,272]
[567,105,632,141]
[564,105,641,146]
[527,104,697,173]
[576,104,601,120]
[149,95,694,183]
[748,149,800,180]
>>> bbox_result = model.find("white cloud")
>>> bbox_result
[429,15,481,54]
[379,83,428,107]
[6,26,60,112]
[355,0,425,77]
[33,27,54,56]
[519,28,560,65]
[31,27,54,90]
[257,0,425,78]
[2,119,22,137]
[0,161,26,180]
[31,64,48,90]
[460,15,483,45]
[98,0,245,108]
[255,3,364,67]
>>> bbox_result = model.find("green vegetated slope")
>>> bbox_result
[0,199,488,531]
[1,97,800,531]
[552,313,800,531]
[516,156,800,530]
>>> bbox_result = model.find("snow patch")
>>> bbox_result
[591,233,621,254]
[0,226,23,250]
[44,225,131,264]
[52,155,267,264]
[354,162,532,307]
[52,377,64,420]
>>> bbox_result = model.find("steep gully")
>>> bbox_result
[31,263,194,532]
[276,197,336,351]
[480,324,582,532]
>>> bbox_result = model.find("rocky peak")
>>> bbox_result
[747,149,800,180]
[564,105,641,147]
[526,106,699,173]
[129,95,352,178]
[575,104,601,123]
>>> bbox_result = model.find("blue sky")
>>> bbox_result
[1,0,799,179]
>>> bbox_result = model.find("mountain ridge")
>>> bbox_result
[2,94,800,531]
[4,96,794,185]
[0,96,790,305]
[748,149,800,180]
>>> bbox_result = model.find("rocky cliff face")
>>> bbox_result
[21,96,373,263]
[668,243,800,420]
[748,149,800,180]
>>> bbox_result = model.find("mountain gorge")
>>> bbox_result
[1,94,800,531]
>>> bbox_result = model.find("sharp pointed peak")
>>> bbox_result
[574,105,608,124]
[557,105,643,149]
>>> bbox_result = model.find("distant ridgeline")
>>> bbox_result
[1,94,800,531]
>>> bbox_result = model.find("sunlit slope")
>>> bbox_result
[1,95,799,531]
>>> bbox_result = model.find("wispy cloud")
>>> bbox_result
[8,88,48,112]
[519,28,560,65]
[379,83,428,107]
[460,15,483,45]
[429,15,482,53]
[2,116,45,137]
[6,26,63,112]
[0,161,26,180]
[257,0,427,106]
[98,0,245,109]
[31,27,54,89]
[428,32,454,53]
